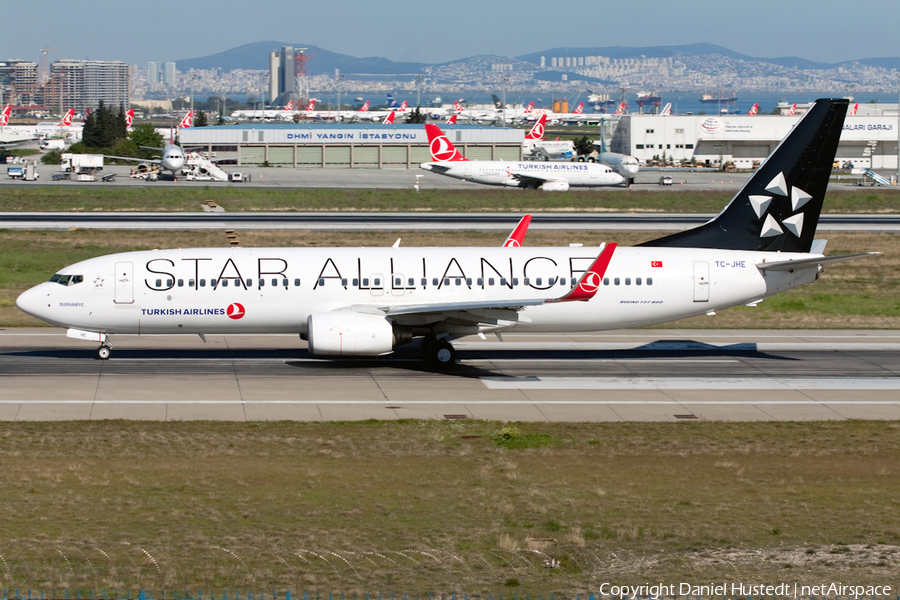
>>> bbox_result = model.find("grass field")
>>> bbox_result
[0,186,898,213]
[0,229,896,329]
[2,421,900,593]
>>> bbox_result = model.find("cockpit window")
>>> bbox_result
[48,273,83,286]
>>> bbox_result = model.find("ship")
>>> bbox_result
[700,93,737,104]
[636,91,662,107]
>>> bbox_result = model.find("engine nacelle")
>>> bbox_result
[540,179,570,192]
[307,311,394,356]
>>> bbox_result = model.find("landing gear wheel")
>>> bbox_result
[432,340,456,365]
[97,345,111,360]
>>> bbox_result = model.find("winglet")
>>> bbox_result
[550,243,617,303]
[503,215,532,247]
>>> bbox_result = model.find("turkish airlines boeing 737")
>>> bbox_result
[16,99,875,364]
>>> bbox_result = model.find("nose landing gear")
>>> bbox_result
[97,338,113,360]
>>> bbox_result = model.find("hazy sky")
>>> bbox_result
[3,0,898,66]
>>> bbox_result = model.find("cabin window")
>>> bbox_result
[408,278,414,287]
[200,279,206,287]
[353,278,359,286]
[500,278,507,286]
[421,278,427,286]
[647,278,653,285]
[189,279,195,287]
[444,278,450,286]
[466,278,472,286]
[373,278,381,286]
[319,278,326,286]
[394,277,402,286]
[625,278,631,285]
[535,277,542,286]
[258,279,264,287]
[455,278,462,286]
[211,279,219,287]
[513,278,519,286]
[432,278,439,286]
[603,278,610,286]
[282,278,288,287]
[489,278,495,286]
[271,278,277,287]
[223,280,230,287]
[246,279,252,288]
[477,278,483,286]
[571,277,577,286]
[362,278,369,286]
[636,277,642,285]
[342,278,348,287]
[177,279,184,287]
[614,278,620,285]
[560,278,566,286]
[155,279,162,287]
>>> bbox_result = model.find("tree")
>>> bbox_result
[128,123,163,159]
[572,136,594,157]
[194,110,208,127]
[41,149,62,165]
[115,105,128,140]
[404,107,428,124]
[81,110,100,148]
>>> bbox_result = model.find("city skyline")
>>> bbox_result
[2,0,898,68]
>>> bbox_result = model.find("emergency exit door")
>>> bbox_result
[114,261,134,304]
[693,261,709,302]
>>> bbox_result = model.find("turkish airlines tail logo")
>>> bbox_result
[786,103,796,116]
[454,100,463,111]
[59,108,75,127]
[849,103,859,116]
[285,99,294,111]
[179,110,193,128]
[359,100,369,112]
[305,100,316,111]
[613,102,627,115]
[446,114,457,124]
[503,215,532,247]
[398,100,408,112]
[553,242,617,303]
[425,124,467,162]
[382,111,395,124]
[524,101,534,114]
[0,105,10,127]
[659,103,671,116]
[747,103,759,116]
[525,113,547,140]
[573,102,584,114]
[125,108,134,128]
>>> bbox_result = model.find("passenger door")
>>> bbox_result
[114,261,134,304]
[693,261,710,302]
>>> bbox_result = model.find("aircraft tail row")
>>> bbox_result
[641,98,849,253]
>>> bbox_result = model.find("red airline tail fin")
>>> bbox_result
[382,111,395,124]
[125,108,134,128]
[285,99,294,111]
[360,100,369,112]
[786,103,796,116]
[454,100,463,111]
[503,215,532,247]
[524,101,534,114]
[179,110,193,128]
[305,100,316,111]
[424,124,467,162]
[748,103,759,116]
[849,103,859,115]
[524,113,547,140]
[59,108,75,126]
[550,243,617,303]
[446,114,457,124]
[613,102,627,115]
[398,100,408,112]
[0,105,10,127]
[573,102,584,114]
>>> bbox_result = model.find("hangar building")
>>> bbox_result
[611,112,900,170]
[178,124,525,168]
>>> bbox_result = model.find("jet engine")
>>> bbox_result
[307,311,394,356]
[540,180,570,192]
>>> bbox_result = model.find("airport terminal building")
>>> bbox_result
[179,124,525,168]
[611,112,900,170]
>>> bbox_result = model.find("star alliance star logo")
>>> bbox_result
[750,172,810,239]
[94,277,104,288]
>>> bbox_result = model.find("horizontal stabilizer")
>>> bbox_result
[756,252,880,271]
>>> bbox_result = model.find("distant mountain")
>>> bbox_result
[176,41,427,75]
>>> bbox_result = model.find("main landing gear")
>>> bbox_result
[421,335,457,365]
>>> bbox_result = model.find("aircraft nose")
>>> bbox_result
[16,284,44,319]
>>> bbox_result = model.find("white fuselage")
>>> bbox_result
[420,160,624,187]
[598,151,640,178]
[523,140,576,160]
[16,246,821,337]
[159,144,186,173]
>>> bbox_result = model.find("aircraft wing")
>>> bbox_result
[756,252,880,271]
[509,172,567,186]
[103,155,161,164]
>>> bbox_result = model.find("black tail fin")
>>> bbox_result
[640,98,849,253]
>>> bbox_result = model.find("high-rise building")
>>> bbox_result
[162,62,176,87]
[268,46,296,103]
[148,61,176,89]
[45,60,130,112]
[0,60,38,105]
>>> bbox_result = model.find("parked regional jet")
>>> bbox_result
[16,99,876,364]
[420,123,623,190]
[522,114,575,160]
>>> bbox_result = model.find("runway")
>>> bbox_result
[2,212,899,231]
[2,328,898,421]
